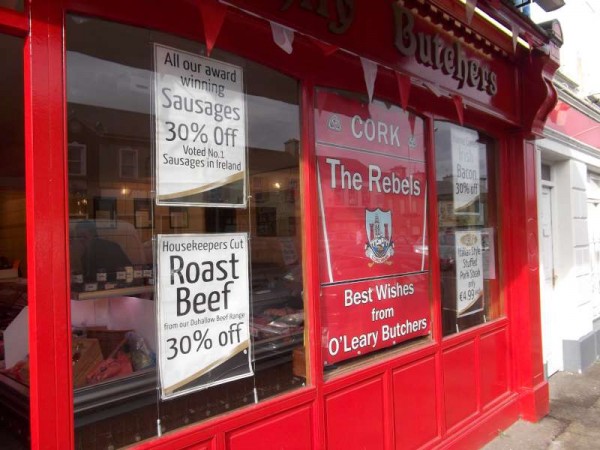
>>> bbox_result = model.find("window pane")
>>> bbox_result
[67,15,304,448]
[0,33,28,448]
[541,163,551,182]
[434,122,502,336]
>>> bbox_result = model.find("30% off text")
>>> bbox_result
[166,322,244,360]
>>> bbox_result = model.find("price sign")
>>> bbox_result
[156,233,252,399]
[450,126,480,216]
[455,230,484,317]
[154,44,246,207]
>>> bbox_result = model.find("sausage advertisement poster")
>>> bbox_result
[154,44,246,207]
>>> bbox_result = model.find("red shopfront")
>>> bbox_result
[0,0,561,449]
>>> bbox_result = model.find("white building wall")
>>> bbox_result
[534,0,600,374]
[537,132,600,373]
[532,3,600,98]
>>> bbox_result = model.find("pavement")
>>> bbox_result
[484,361,600,450]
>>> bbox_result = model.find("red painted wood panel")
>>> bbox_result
[480,329,509,408]
[393,356,438,450]
[325,377,385,450]
[181,440,213,450]
[503,137,549,421]
[227,406,312,450]
[442,341,477,431]
[443,399,520,450]
[134,430,216,450]
[27,1,74,448]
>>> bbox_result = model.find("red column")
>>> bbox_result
[502,136,548,422]
[26,0,74,448]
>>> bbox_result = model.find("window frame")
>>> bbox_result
[431,120,504,337]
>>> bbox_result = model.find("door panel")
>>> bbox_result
[589,201,600,318]
[540,185,560,376]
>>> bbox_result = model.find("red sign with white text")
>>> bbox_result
[316,91,430,364]
[322,274,430,365]
[316,91,428,283]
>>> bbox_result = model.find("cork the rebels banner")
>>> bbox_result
[315,91,430,365]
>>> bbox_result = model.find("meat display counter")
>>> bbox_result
[0,269,305,435]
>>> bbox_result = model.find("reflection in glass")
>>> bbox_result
[435,121,502,336]
[0,33,28,448]
[67,15,304,448]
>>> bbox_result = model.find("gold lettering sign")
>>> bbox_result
[393,4,497,96]
[280,0,498,96]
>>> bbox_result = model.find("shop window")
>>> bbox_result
[434,122,502,336]
[0,33,28,448]
[66,15,303,449]
[316,89,431,372]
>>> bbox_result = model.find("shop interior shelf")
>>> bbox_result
[253,333,302,362]
[0,328,302,430]
[71,331,300,426]
[0,373,29,420]
[0,278,303,428]
[252,333,303,370]
[74,368,157,427]
[72,285,154,301]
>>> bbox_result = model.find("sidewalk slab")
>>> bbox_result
[483,361,600,450]
[482,417,567,450]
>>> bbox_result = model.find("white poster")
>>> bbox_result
[455,230,485,317]
[450,126,480,215]
[154,44,246,207]
[157,233,252,399]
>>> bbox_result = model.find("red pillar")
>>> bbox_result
[503,136,548,422]
[26,0,74,448]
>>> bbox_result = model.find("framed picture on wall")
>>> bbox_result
[93,197,117,228]
[169,207,189,229]
[134,198,152,229]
